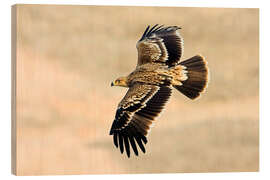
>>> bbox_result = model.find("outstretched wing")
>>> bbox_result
[109,84,172,157]
[136,24,183,67]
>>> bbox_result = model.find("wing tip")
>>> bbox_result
[110,129,148,157]
[139,24,182,41]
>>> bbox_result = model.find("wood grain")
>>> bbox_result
[11,4,259,175]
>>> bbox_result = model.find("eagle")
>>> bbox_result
[110,24,209,157]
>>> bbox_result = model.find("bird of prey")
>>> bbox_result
[110,24,209,158]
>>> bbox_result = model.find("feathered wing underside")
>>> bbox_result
[136,24,183,67]
[109,84,172,157]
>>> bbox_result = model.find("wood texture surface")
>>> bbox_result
[11,4,17,175]
[11,4,259,175]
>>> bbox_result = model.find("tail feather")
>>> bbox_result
[174,55,209,99]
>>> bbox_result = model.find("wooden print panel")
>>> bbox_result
[11,4,259,175]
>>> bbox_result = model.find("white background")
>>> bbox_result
[0,0,268,179]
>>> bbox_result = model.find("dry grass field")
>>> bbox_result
[14,4,259,175]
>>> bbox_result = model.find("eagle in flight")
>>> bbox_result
[110,24,209,157]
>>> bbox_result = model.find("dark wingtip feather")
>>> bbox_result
[140,25,150,41]
[118,134,124,154]
[123,136,130,158]
[141,135,148,144]
[153,24,164,33]
[113,133,118,148]
[146,24,159,37]
[135,136,146,153]
[109,129,113,135]
[139,24,182,42]
[129,136,138,156]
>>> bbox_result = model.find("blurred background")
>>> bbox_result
[15,4,259,175]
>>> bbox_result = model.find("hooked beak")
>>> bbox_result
[111,82,114,87]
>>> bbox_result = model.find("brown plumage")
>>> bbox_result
[110,24,209,157]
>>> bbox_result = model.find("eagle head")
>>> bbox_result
[111,76,128,87]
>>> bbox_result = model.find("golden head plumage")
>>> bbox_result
[111,76,128,87]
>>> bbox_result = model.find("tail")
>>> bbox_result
[174,55,209,99]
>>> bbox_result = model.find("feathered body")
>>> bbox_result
[110,25,209,157]
[126,63,188,86]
